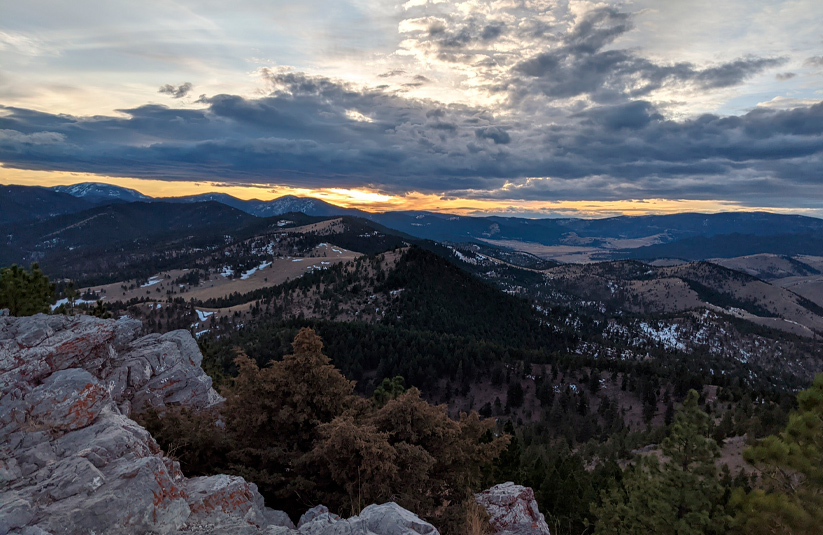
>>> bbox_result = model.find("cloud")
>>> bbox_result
[403,75,431,88]
[475,126,510,144]
[1,80,821,207]
[0,129,66,146]
[775,72,796,81]
[378,69,406,78]
[395,4,787,109]
[511,9,785,102]
[158,82,193,99]
[576,101,663,130]
[804,56,823,67]
[758,96,822,109]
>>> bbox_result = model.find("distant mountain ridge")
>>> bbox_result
[371,211,823,245]
[48,182,366,218]
[156,193,367,218]
[3,182,823,260]
[52,182,150,203]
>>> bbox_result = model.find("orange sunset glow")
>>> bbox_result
[3,165,816,218]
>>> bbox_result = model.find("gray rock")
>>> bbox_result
[25,369,110,431]
[0,314,221,414]
[298,505,333,528]
[475,482,551,535]
[0,495,34,534]
[298,503,439,535]
[263,527,295,535]
[358,503,439,535]
[107,330,224,414]
[265,508,297,530]
[1,314,119,391]
[13,526,54,535]
[185,474,277,529]
[0,315,278,535]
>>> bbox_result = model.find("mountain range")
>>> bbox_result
[2,181,823,262]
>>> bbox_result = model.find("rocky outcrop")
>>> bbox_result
[475,482,551,535]
[0,314,286,535]
[0,314,440,535]
[0,314,223,416]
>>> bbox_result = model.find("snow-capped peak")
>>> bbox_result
[52,182,150,203]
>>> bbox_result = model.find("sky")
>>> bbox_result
[0,0,822,217]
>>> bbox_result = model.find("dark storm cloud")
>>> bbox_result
[511,8,785,101]
[1,79,821,205]
[158,82,193,98]
[475,126,511,144]
[0,72,514,192]
[422,16,508,61]
[575,101,664,130]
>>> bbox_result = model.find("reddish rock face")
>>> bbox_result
[475,482,552,535]
[0,314,282,535]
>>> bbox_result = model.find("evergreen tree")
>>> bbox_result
[506,382,525,409]
[0,263,55,316]
[664,401,676,426]
[494,420,522,483]
[222,328,356,513]
[90,300,112,318]
[593,390,730,535]
[64,281,78,314]
[185,328,506,533]
[730,373,823,535]
[372,375,406,406]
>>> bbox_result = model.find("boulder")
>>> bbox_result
[298,505,335,528]
[475,482,551,535]
[185,474,295,531]
[110,330,224,414]
[297,503,439,535]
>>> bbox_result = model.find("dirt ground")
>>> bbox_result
[479,239,610,263]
